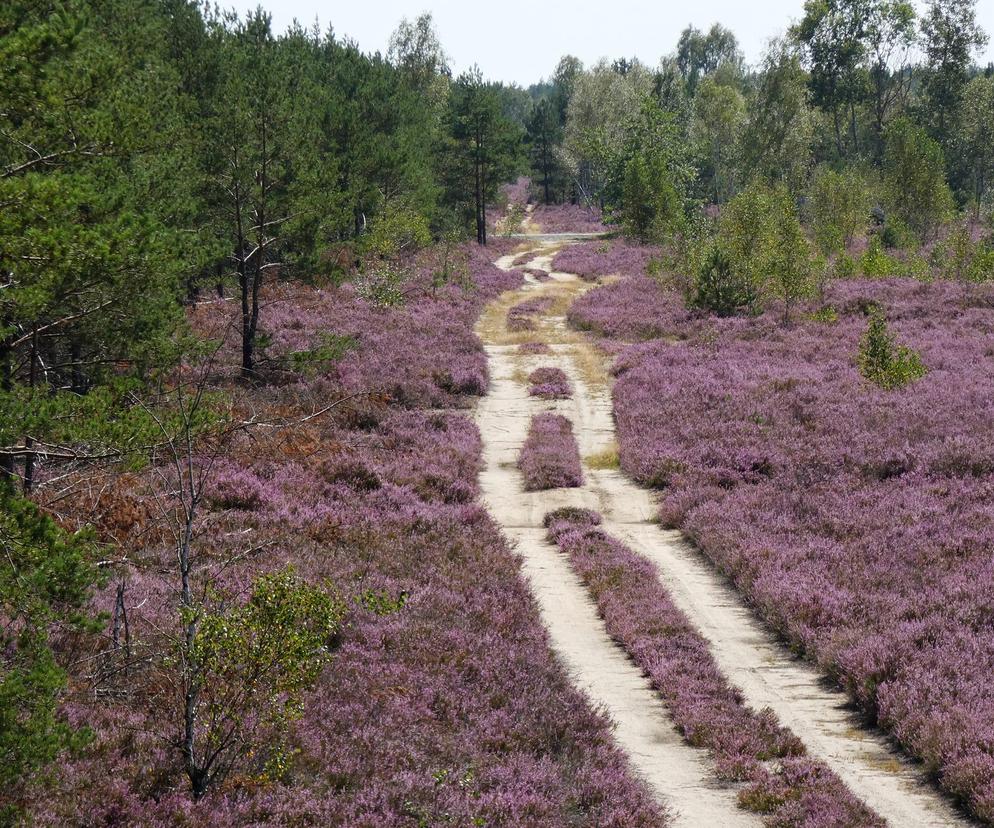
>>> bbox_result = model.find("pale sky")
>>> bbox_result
[245,1,994,87]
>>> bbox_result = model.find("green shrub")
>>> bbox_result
[880,219,915,250]
[973,242,994,281]
[0,485,102,805]
[810,165,870,255]
[835,254,856,278]
[189,567,346,794]
[882,119,954,243]
[929,221,994,282]
[857,308,927,389]
[288,333,358,376]
[691,244,759,316]
[360,202,431,260]
[621,152,682,242]
[808,305,838,323]
[859,236,901,277]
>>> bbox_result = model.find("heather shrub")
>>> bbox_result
[207,463,268,511]
[544,518,880,826]
[318,456,382,492]
[606,271,994,818]
[542,506,602,532]
[518,413,584,490]
[857,308,927,389]
[528,366,572,399]
[528,204,608,234]
[507,296,554,331]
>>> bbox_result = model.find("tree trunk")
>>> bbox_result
[22,327,38,493]
[234,183,253,377]
[0,338,12,481]
[832,106,845,159]
[542,142,551,204]
[239,262,252,376]
[70,337,86,395]
[480,164,487,246]
[849,100,859,156]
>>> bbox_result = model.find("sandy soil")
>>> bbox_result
[474,240,970,827]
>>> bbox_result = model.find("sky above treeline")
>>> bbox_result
[238,0,994,87]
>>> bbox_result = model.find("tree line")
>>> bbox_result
[517,0,993,323]
[524,0,992,229]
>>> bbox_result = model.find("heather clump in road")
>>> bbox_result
[518,414,584,491]
[507,295,557,331]
[544,508,884,828]
[528,366,573,399]
[582,265,994,819]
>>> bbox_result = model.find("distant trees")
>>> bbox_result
[561,59,654,206]
[794,0,872,159]
[957,76,994,214]
[440,69,524,245]
[882,118,954,241]
[810,165,871,254]
[919,0,989,137]
[206,12,313,376]
[865,0,917,158]
[692,77,746,202]
[616,99,694,241]
[387,12,450,112]
[527,100,563,204]
[740,40,815,193]
[676,23,742,94]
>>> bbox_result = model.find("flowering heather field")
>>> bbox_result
[569,275,690,341]
[530,204,608,234]
[518,413,584,491]
[574,260,994,820]
[545,508,882,827]
[528,366,573,399]
[552,239,663,281]
[24,244,666,826]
